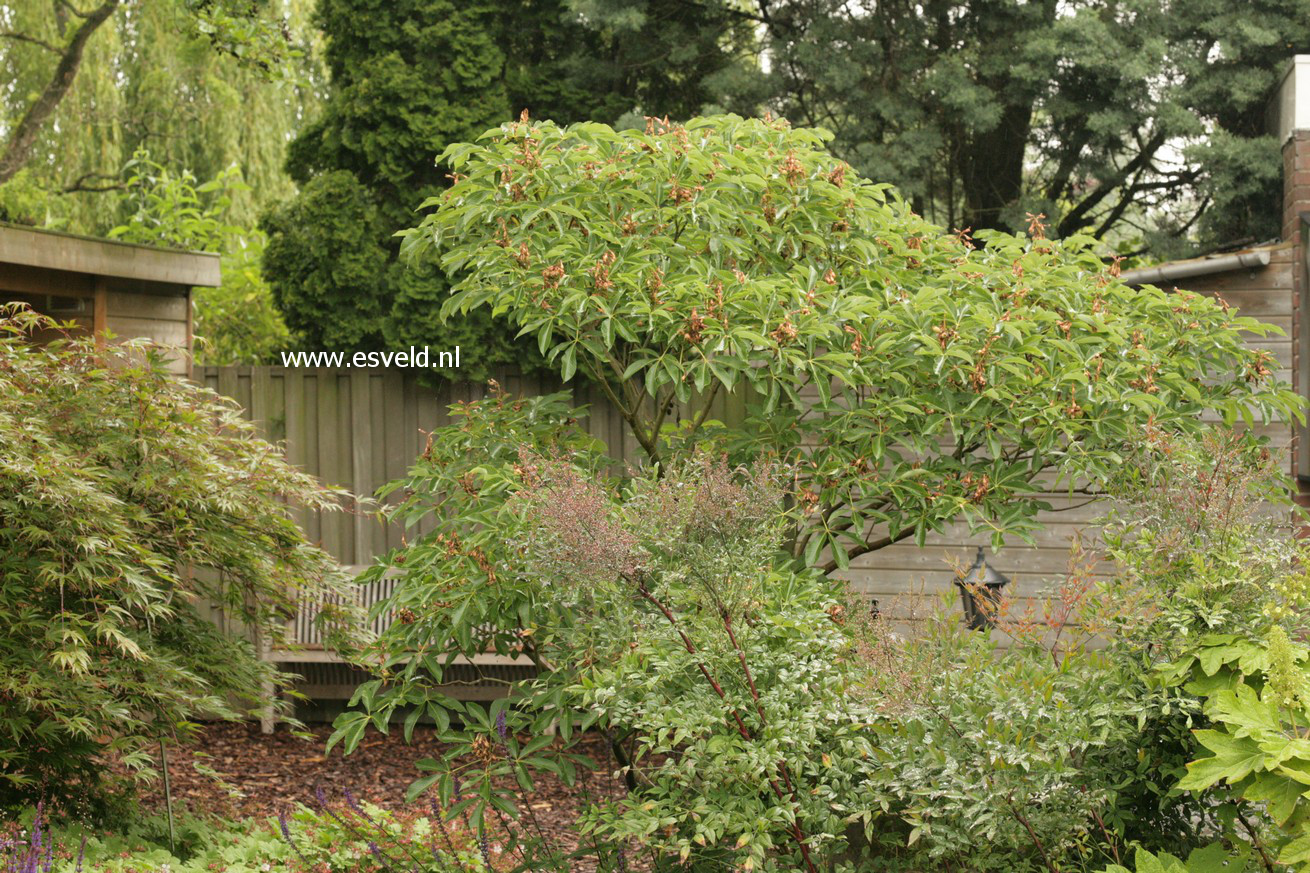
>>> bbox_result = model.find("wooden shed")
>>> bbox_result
[0,222,221,375]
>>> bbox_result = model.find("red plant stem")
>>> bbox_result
[1003,792,1060,873]
[722,610,767,724]
[722,609,817,870]
[634,581,819,873]
[1087,804,1120,866]
[634,583,752,740]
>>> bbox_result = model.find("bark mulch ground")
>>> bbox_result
[133,721,623,865]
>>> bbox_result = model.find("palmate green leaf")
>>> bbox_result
[1185,841,1250,873]
[1243,771,1305,826]
[1132,848,1181,873]
[1177,730,1266,790]
[1205,683,1283,737]
[1102,841,1245,872]
[1280,828,1310,867]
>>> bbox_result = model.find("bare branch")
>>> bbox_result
[0,31,62,54]
[1057,130,1167,238]
[62,171,124,193]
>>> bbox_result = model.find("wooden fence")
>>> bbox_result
[200,364,1105,638]
[196,366,654,719]
[202,283,1299,654]
[204,367,631,565]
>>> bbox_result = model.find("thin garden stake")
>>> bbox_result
[159,738,175,854]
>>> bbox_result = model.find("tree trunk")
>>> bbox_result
[957,99,1033,233]
[0,0,120,185]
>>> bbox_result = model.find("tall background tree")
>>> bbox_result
[0,0,320,230]
[730,0,1310,256]
[261,0,755,376]
[7,0,1309,364]
[0,0,321,363]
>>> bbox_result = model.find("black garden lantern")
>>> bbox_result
[954,546,1009,630]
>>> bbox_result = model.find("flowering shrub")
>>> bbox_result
[340,453,878,871]
[507,454,871,870]
[404,113,1299,571]
[334,396,1305,871]
[0,306,361,817]
[337,112,1306,871]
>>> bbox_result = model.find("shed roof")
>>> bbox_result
[0,222,221,289]
[1119,241,1285,287]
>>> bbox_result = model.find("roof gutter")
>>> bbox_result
[1119,249,1271,287]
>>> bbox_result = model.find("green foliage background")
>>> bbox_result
[261,0,752,377]
[0,0,321,232]
[0,0,320,364]
[108,151,291,366]
[659,0,1310,257]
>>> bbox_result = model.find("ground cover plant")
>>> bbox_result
[847,431,1310,873]
[0,306,361,818]
[1,793,501,872]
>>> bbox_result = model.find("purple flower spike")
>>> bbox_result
[342,787,375,823]
[278,808,293,845]
[75,835,87,873]
[31,802,43,855]
[495,710,508,741]
[314,785,329,808]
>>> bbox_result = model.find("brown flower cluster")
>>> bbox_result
[780,151,806,186]
[542,262,566,290]
[591,250,616,291]
[771,318,797,344]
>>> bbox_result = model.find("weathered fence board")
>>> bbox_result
[201,367,656,569]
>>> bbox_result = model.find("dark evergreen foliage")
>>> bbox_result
[265,0,746,377]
